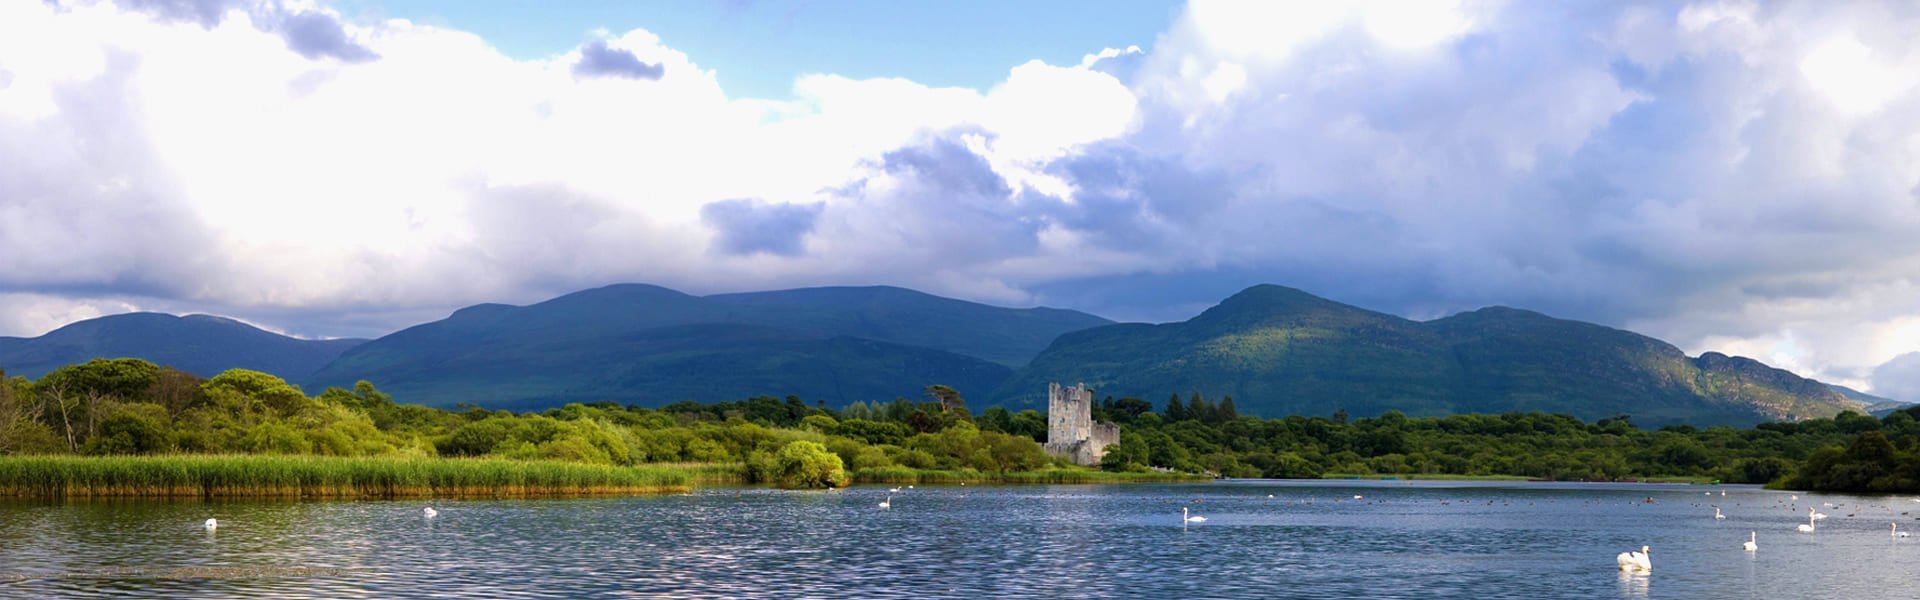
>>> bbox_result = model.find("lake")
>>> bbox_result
[3,480,1917,598]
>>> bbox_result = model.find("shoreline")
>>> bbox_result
[0,456,1212,499]
[851,466,1212,484]
[0,455,694,499]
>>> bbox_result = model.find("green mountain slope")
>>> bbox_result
[0,313,364,381]
[706,286,1111,367]
[304,284,1099,408]
[995,285,1461,417]
[997,285,1858,427]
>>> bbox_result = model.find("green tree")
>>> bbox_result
[83,408,171,455]
[1099,432,1151,471]
[925,385,967,414]
[774,440,848,489]
[203,369,311,416]
[1164,394,1188,421]
[1111,397,1154,423]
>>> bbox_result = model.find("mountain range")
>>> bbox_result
[301,284,1108,410]
[0,283,1879,426]
[0,313,362,381]
[993,285,1856,426]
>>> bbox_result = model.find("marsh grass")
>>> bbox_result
[0,455,692,498]
[853,466,1210,484]
[652,462,751,484]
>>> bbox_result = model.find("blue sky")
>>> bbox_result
[3,0,1920,400]
[332,0,1181,99]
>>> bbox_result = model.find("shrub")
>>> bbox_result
[774,440,847,489]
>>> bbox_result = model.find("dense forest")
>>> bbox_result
[3,358,1918,492]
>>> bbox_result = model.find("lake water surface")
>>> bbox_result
[3,480,1917,598]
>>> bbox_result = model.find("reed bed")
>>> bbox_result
[853,466,1210,484]
[649,462,751,484]
[0,455,692,498]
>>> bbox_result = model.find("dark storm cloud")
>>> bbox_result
[700,199,823,257]
[818,134,1051,265]
[1044,142,1238,248]
[278,11,379,63]
[572,40,664,80]
[115,1,378,63]
[878,138,1011,198]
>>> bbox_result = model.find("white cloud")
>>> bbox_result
[1363,0,1470,51]
[0,294,139,338]
[1872,352,1920,403]
[2,0,1920,395]
[1800,34,1916,115]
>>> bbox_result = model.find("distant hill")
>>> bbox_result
[0,313,364,381]
[1829,384,1896,408]
[705,286,1110,367]
[996,284,1859,427]
[1836,384,1920,416]
[303,284,1105,408]
[1868,401,1915,417]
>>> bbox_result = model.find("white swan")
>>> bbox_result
[1798,508,1816,533]
[889,487,902,493]
[423,507,438,518]
[879,495,891,509]
[1743,532,1757,552]
[1615,545,1651,573]
[1812,511,1828,520]
[1353,495,1364,500]
[204,518,217,531]
[1714,507,1725,520]
[1183,507,1206,523]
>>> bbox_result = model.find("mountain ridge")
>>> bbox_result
[301,284,1110,407]
[996,285,1857,427]
[2,283,1860,427]
[0,312,365,381]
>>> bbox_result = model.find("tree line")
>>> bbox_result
[3,358,1917,492]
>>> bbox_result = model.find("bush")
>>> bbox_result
[774,440,847,489]
[83,413,170,455]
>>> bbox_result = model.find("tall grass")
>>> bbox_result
[853,466,1210,484]
[0,455,692,498]
[650,462,751,484]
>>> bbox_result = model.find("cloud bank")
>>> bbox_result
[3,0,1919,399]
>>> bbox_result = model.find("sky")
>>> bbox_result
[3,0,1920,400]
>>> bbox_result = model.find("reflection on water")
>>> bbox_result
[1615,571,1649,598]
[3,481,1917,598]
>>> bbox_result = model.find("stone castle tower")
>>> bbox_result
[1044,382,1120,466]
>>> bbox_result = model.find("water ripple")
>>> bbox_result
[4,482,1918,598]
